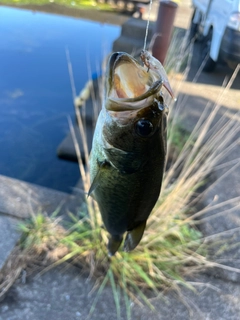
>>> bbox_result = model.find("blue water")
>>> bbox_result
[0,7,120,193]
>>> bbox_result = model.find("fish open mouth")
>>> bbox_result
[105,52,162,111]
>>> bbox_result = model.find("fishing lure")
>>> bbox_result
[140,49,174,99]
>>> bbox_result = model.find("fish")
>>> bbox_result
[89,51,170,256]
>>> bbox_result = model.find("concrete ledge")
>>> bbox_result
[0,175,70,219]
[57,125,93,162]
[113,18,154,54]
[0,173,85,220]
[0,174,84,272]
[120,17,154,40]
[113,35,145,55]
[0,216,20,271]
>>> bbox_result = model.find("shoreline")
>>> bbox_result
[0,3,130,25]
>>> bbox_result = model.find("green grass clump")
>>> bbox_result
[18,212,66,252]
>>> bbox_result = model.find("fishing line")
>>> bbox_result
[143,0,153,51]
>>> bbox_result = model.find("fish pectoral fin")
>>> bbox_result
[88,160,111,197]
[104,147,142,174]
[124,221,146,252]
[108,234,123,257]
[88,173,100,197]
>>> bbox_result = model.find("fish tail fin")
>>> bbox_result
[124,221,146,252]
[108,234,123,257]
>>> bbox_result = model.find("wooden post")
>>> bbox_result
[152,1,178,65]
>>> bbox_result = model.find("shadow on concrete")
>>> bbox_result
[171,26,240,89]
[187,41,240,90]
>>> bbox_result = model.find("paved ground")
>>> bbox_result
[1,266,240,320]
[0,0,240,319]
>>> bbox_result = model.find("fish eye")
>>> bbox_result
[135,119,154,137]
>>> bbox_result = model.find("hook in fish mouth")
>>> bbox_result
[105,52,162,112]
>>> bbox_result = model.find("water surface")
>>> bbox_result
[0,6,120,192]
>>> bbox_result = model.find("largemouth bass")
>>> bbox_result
[89,52,169,256]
